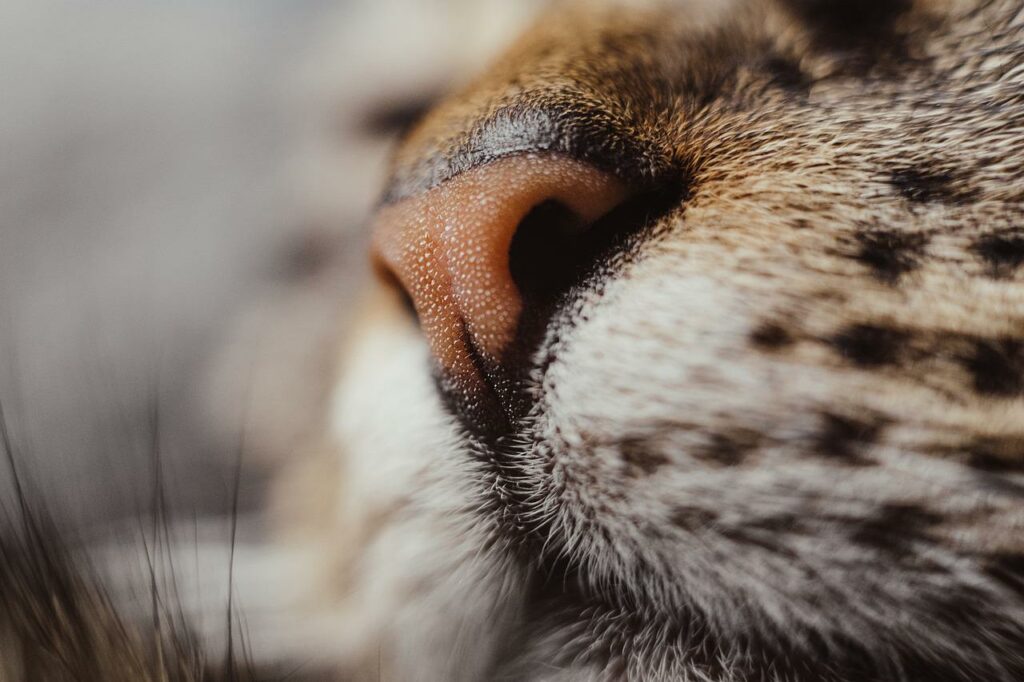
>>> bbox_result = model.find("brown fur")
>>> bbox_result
[358,0,1024,679]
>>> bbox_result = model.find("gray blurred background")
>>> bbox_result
[1,0,348,530]
[0,0,543,532]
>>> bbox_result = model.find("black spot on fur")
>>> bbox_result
[967,436,1024,473]
[745,513,800,534]
[621,443,670,477]
[719,525,800,558]
[890,167,976,204]
[850,503,942,558]
[783,0,912,42]
[973,233,1024,278]
[984,553,1024,594]
[762,56,811,92]
[817,412,883,464]
[669,506,718,531]
[963,338,1024,397]
[976,474,1024,498]
[854,230,928,283]
[695,429,763,467]
[831,324,907,367]
[750,322,794,349]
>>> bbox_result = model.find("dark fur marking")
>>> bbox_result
[890,167,976,204]
[854,229,928,283]
[972,470,1024,498]
[719,525,800,558]
[744,512,800,534]
[831,324,907,367]
[780,0,916,62]
[850,503,943,558]
[695,429,763,467]
[669,506,718,531]
[750,322,794,349]
[762,56,812,92]
[620,443,670,477]
[783,0,911,34]
[967,436,1024,473]
[963,338,1024,397]
[984,553,1024,594]
[817,412,883,464]
[973,233,1024,278]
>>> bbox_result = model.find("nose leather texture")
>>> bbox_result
[372,154,628,392]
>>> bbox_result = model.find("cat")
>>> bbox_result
[3,0,1023,680]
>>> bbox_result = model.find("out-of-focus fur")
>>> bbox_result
[4,0,1024,680]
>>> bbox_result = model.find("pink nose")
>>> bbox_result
[372,154,628,390]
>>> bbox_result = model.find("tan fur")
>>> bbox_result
[314,0,1024,679]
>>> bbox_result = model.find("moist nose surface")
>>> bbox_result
[372,154,628,407]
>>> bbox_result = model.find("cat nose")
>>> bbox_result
[372,154,628,391]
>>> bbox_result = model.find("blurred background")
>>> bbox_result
[0,0,545,534]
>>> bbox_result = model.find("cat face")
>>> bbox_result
[327,1,1024,679]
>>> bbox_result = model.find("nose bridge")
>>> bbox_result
[372,153,628,387]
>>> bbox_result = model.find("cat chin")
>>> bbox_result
[279,298,522,680]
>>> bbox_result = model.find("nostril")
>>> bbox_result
[510,183,687,314]
[509,199,587,302]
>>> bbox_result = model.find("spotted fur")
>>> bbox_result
[320,1,1024,680]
